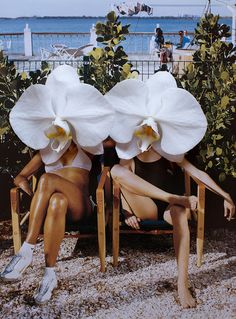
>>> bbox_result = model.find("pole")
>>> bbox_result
[83,55,90,84]
[24,24,32,57]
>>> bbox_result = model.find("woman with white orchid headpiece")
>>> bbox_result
[106,71,235,308]
[0,65,114,304]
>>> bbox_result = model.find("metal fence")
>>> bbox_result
[11,58,192,80]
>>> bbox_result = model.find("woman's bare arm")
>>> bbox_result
[14,152,43,196]
[178,158,235,220]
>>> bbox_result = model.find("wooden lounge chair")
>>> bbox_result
[10,159,111,273]
[112,169,206,268]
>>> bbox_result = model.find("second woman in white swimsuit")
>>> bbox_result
[1,142,94,304]
[0,64,114,304]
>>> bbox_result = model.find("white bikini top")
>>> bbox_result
[44,147,92,173]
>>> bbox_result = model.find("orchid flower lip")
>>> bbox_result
[134,117,161,153]
[44,117,72,153]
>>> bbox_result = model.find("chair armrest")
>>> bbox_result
[97,167,110,191]
[10,186,31,226]
[10,187,21,216]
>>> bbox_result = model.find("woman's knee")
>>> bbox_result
[111,164,127,182]
[48,193,68,217]
[37,173,55,192]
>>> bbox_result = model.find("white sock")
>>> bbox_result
[19,242,35,258]
[44,267,56,279]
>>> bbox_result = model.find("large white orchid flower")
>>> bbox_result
[105,71,207,162]
[10,65,114,164]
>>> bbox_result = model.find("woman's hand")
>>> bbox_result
[14,175,33,196]
[125,215,141,229]
[224,196,235,221]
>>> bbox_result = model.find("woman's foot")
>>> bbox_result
[170,195,197,211]
[0,241,34,281]
[34,268,57,304]
[0,253,32,281]
[178,284,196,308]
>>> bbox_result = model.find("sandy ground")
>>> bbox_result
[0,221,235,319]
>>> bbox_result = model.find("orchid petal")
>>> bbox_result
[146,71,177,98]
[65,84,114,147]
[105,79,149,116]
[46,65,80,93]
[81,144,104,155]
[105,79,148,143]
[46,65,81,115]
[110,113,144,143]
[115,137,141,160]
[154,88,207,155]
[40,140,71,165]
[9,84,55,150]
[146,71,177,115]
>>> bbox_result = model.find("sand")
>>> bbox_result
[0,221,235,319]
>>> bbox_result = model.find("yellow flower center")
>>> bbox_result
[45,126,68,139]
[134,125,160,140]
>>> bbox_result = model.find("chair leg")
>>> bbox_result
[96,189,106,272]
[10,188,22,253]
[113,183,120,267]
[184,171,191,218]
[197,185,205,267]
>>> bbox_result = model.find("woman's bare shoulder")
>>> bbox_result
[120,158,134,171]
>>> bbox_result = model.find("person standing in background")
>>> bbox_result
[154,27,165,50]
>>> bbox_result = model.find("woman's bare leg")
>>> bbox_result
[164,206,196,308]
[111,164,197,209]
[25,173,91,265]
[112,164,197,307]
[43,193,68,267]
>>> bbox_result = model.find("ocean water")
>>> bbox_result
[0,16,232,56]
[0,16,231,33]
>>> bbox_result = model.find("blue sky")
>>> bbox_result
[0,0,233,17]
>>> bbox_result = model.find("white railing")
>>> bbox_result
[0,26,194,57]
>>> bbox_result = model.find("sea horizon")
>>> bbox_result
[0,15,232,20]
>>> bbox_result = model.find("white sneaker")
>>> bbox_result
[34,275,58,305]
[0,254,32,282]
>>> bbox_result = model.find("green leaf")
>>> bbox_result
[113,38,119,45]
[0,126,8,136]
[221,71,229,81]
[117,24,122,33]
[208,161,213,168]
[107,11,116,22]
[96,37,104,43]
[219,172,226,182]
[221,96,229,109]
[216,147,222,156]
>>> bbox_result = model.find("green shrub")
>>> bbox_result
[180,14,236,181]
[0,52,50,175]
[79,11,137,94]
